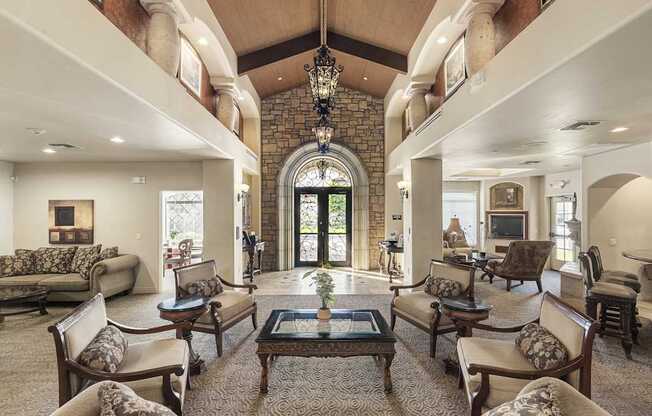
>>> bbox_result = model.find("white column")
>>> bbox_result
[402,159,443,285]
[459,0,504,76]
[202,159,243,284]
[211,78,239,132]
[140,0,180,77]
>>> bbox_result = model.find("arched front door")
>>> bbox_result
[294,159,352,267]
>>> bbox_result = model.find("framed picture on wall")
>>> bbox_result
[444,37,466,96]
[180,38,202,97]
[48,200,95,244]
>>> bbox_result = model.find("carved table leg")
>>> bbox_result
[383,353,394,393]
[181,325,205,376]
[258,353,270,393]
[39,298,48,315]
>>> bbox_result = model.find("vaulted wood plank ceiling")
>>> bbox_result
[208,0,437,98]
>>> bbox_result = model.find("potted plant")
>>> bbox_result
[303,264,335,320]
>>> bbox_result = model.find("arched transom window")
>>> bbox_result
[294,159,352,188]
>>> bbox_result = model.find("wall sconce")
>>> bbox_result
[397,180,410,199]
[237,183,250,202]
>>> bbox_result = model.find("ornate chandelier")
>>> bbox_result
[305,0,342,153]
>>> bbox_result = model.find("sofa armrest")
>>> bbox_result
[49,381,106,416]
[90,255,139,294]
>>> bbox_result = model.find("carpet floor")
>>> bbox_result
[1,277,651,415]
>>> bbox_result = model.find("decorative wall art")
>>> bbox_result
[48,200,94,244]
[179,37,202,97]
[489,183,524,210]
[444,37,466,96]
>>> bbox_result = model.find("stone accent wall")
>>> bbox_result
[260,84,385,271]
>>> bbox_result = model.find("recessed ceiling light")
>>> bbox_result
[363,76,368,81]
[110,136,125,144]
[197,37,208,46]
[26,127,47,135]
[277,76,283,81]
[437,36,448,44]
[610,126,629,133]
[42,148,56,154]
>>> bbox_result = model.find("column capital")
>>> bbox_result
[210,77,240,97]
[404,81,432,99]
[456,0,504,24]
[140,0,179,22]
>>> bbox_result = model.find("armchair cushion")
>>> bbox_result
[71,245,102,280]
[393,292,453,329]
[79,326,128,373]
[484,384,561,416]
[34,247,77,274]
[458,337,534,409]
[98,381,176,416]
[197,291,254,325]
[589,282,637,299]
[517,378,611,416]
[120,339,189,405]
[515,323,568,371]
[183,278,223,298]
[424,276,463,297]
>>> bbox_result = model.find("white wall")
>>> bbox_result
[443,181,481,246]
[0,161,14,255]
[12,162,203,293]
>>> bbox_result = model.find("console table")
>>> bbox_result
[378,242,403,283]
[243,241,265,281]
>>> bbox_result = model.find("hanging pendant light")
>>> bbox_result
[305,0,343,117]
[312,115,333,154]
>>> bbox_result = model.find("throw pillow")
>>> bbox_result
[14,249,36,275]
[0,255,14,277]
[98,382,176,416]
[184,278,224,298]
[484,385,561,416]
[78,326,128,373]
[515,323,569,371]
[100,246,119,261]
[71,245,102,280]
[424,276,464,297]
[33,247,78,274]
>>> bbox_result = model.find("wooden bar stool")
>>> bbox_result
[578,252,638,359]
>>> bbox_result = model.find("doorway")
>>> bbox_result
[293,159,353,267]
[549,195,575,270]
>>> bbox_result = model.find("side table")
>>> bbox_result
[439,297,493,374]
[157,296,209,376]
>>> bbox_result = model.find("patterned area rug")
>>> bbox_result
[1,279,651,415]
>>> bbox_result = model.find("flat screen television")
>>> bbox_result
[488,213,526,239]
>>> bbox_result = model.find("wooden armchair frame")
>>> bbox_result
[48,294,191,415]
[460,292,599,416]
[389,260,476,357]
[174,260,258,356]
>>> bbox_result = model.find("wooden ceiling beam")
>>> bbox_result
[237,31,407,74]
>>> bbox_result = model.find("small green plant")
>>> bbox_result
[303,263,335,309]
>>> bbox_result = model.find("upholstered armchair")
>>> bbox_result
[482,378,611,416]
[458,292,599,416]
[174,260,257,357]
[390,260,475,357]
[483,240,554,292]
[48,294,190,415]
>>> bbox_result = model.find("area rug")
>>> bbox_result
[1,284,651,415]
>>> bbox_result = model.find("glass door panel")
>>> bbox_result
[297,193,320,264]
[327,192,351,265]
[549,196,575,270]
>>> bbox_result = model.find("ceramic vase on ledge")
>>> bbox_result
[317,307,332,320]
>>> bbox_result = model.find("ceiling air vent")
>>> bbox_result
[521,160,541,165]
[48,143,81,150]
[560,121,600,131]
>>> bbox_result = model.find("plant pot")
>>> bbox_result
[317,307,332,320]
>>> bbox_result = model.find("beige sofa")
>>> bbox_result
[0,254,139,302]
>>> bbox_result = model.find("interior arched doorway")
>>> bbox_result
[277,143,369,270]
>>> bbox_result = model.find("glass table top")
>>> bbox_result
[272,311,381,335]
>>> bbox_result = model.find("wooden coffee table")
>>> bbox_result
[256,309,397,393]
[0,285,48,323]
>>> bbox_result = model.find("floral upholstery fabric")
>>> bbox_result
[484,385,561,416]
[33,247,77,274]
[78,326,128,373]
[490,241,554,279]
[183,278,224,298]
[71,245,102,280]
[424,276,463,297]
[13,249,36,275]
[515,323,568,371]
[0,256,15,277]
[98,381,176,416]
[100,246,119,261]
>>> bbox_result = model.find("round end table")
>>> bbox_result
[157,295,209,376]
[439,296,493,375]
